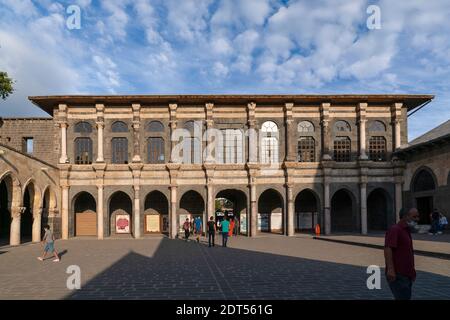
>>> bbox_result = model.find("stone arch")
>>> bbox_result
[411,166,437,192]
[179,190,205,234]
[72,191,97,237]
[258,188,284,234]
[108,191,133,236]
[41,186,57,236]
[367,188,392,231]
[0,173,14,240]
[22,180,41,242]
[215,189,248,236]
[331,188,357,233]
[294,188,321,233]
[410,166,438,224]
[143,190,169,234]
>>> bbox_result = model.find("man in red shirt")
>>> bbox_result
[384,207,420,300]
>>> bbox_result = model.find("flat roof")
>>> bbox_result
[29,94,434,115]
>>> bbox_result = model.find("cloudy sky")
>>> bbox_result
[0,0,449,140]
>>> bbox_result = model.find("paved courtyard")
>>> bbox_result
[0,234,449,300]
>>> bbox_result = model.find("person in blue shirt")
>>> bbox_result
[221,216,230,247]
[195,216,202,242]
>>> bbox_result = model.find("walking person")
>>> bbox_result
[384,207,419,300]
[183,218,191,241]
[221,216,230,247]
[229,217,235,237]
[439,213,448,234]
[37,225,60,262]
[195,216,202,243]
[207,216,216,247]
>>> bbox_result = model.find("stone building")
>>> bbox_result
[396,120,450,226]
[0,94,435,245]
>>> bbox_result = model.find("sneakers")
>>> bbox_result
[437,231,443,235]
[53,258,60,262]
[37,257,43,261]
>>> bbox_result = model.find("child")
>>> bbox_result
[37,225,60,262]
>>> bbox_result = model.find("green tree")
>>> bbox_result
[0,71,14,100]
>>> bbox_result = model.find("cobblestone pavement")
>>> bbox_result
[0,235,449,300]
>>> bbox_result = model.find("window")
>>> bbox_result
[74,138,92,164]
[74,122,92,133]
[298,137,315,162]
[112,138,128,164]
[369,136,386,161]
[334,137,351,162]
[183,137,201,164]
[334,120,351,132]
[22,137,33,154]
[261,121,279,164]
[369,120,386,132]
[219,129,244,164]
[147,137,165,163]
[298,121,314,133]
[112,121,128,132]
[146,121,164,132]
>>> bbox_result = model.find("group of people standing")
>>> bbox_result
[182,215,236,247]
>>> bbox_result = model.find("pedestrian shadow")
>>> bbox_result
[64,237,450,300]
[59,249,68,258]
[0,250,7,255]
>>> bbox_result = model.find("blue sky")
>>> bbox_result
[0,0,449,140]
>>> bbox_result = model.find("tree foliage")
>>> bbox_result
[0,71,14,100]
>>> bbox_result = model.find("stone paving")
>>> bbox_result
[0,234,449,300]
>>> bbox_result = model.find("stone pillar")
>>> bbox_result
[32,207,42,243]
[321,102,331,160]
[96,122,105,162]
[287,184,294,236]
[170,185,178,239]
[133,186,141,238]
[394,119,401,150]
[395,182,402,222]
[250,183,257,237]
[59,123,68,164]
[360,183,367,235]
[358,102,368,160]
[61,185,69,240]
[324,182,331,235]
[97,185,104,239]
[10,207,21,246]
[247,102,257,163]
[169,103,178,161]
[392,102,403,150]
[206,184,214,235]
[132,103,141,163]
[284,102,296,162]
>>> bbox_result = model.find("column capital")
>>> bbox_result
[58,121,68,128]
[205,102,214,110]
[95,103,105,111]
[169,120,177,129]
[95,121,105,129]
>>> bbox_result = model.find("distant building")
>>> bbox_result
[0,94,439,246]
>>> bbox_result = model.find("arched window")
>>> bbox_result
[112,121,128,132]
[334,120,351,132]
[146,121,164,132]
[111,138,128,164]
[369,136,386,161]
[74,122,92,133]
[413,169,436,192]
[298,121,314,133]
[298,137,315,162]
[334,137,351,162]
[261,121,279,163]
[369,120,386,132]
[147,137,165,163]
[74,138,93,164]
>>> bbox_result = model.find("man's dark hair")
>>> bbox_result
[399,208,410,219]
[44,224,50,230]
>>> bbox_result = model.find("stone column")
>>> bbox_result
[59,123,68,163]
[247,102,257,163]
[206,184,214,235]
[284,102,296,162]
[96,122,105,162]
[133,186,141,238]
[32,207,42,243]
[392,102,403,150]
[97,185,104,239]
[395,182,402,222]
[358,102,368,160]
[394,119,401,150]
[250,183,257,237]
[170,185,178,239]
[324,182,331,235]
[169,103,178,161]
[287,184,295,236]
[132,103,141,163]
[360,183,368,235]
[321,102,332,160]
[10,206,22,246]
[61,185,69,240]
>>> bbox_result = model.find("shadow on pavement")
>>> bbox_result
[65,237,450,300]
